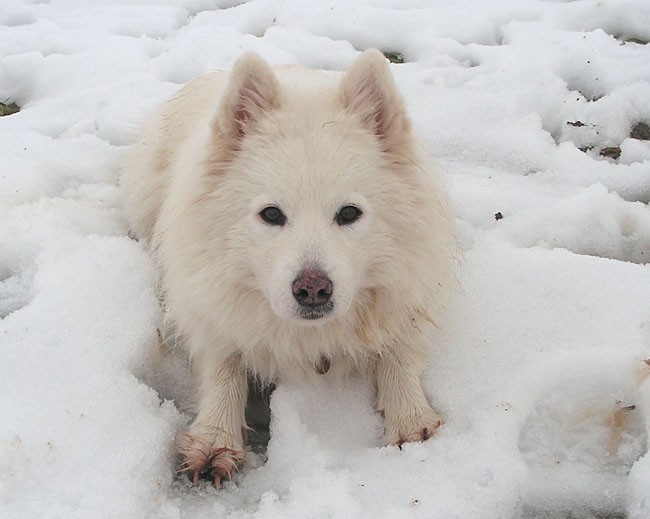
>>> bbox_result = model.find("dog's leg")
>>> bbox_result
[375,348,443,445]
[177,352,247,486]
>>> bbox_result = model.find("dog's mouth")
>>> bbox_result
[297,302,334,321]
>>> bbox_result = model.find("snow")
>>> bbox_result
[1,0,650,517]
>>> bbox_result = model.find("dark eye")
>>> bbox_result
[335,205,362,226]
[259,206,286,226]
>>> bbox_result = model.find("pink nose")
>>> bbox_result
[292,269,333,307]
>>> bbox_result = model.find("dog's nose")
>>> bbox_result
[292,269,333,307]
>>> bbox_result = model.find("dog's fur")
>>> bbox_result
[120,50,455,485]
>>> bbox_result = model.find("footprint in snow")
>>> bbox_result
[513,356,649,515]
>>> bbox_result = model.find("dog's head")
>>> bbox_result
[211,50,416,325]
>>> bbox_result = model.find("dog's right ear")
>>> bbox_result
[215,53,280,141]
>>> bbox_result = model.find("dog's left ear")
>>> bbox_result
[340,50,412,157]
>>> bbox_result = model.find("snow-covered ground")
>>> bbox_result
[2,0,650,517]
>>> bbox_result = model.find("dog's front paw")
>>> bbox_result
[177,432,246,486]
[384,407,444,446]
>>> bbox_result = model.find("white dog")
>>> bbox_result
[120,49,455,485]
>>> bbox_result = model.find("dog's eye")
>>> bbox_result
[259,206,286,226]
[335,205,362,226]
